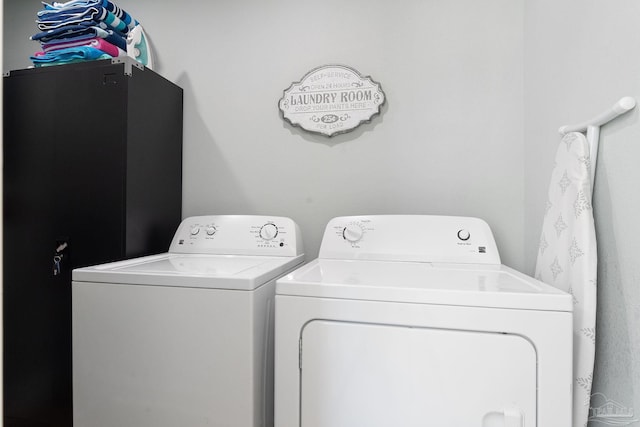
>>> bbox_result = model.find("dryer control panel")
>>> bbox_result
[169,215,303,256]
[319,215,500,264]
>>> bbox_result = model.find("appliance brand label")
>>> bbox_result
[278,65,386,137]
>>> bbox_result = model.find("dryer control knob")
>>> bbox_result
[260,223,279,240]
[205,226,217,236]
[343,224,364,243]
[457,229,471,241]
[190,226,200,236]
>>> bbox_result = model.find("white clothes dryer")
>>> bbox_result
[275,215,572,427]
[72,215,304,427]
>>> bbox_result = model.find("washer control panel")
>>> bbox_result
[319,215,500,264]
[169,215,303,256]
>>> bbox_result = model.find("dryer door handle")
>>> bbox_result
[482,408,524,427]
[504,408,524,427]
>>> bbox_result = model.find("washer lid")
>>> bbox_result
[276,259,573,312]
[73,253,305,290]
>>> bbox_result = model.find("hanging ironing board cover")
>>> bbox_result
[535,131,597,427]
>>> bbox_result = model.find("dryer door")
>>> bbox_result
[300,320,536,427]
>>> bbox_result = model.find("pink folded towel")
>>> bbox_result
[41,37,125,57]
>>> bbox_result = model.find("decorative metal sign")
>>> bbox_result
[278,65,386,137]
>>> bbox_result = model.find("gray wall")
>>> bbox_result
[3,0,526,270]
[524,0,640,422]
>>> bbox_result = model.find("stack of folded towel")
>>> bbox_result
[30,0,153,69]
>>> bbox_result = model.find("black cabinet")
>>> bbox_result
[3,58,183,426]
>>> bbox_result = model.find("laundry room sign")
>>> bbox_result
[278,65,386,137]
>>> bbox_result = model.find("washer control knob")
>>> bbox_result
[260,223,279,241]
[457,229,471,241]
[343,224,364,243]
[190,226,200,236]
[205,226,217,236]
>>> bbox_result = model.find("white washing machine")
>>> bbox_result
[72,215,304,427]
[275,215,573,427]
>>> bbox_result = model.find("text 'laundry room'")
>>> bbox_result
[2,0,640,427]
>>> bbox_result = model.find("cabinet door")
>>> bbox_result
[3,67,60,426]
[300,320,536,427]
[3,62,127,426]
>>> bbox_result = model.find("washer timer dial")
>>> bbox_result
[343,223,364,243]
[259,223,279,241]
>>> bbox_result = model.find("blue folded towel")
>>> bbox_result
[30,45,112,66]
[41,0,138,31]
[41,0,103,9]
[32,24,107,42]
[37,6,104,31]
